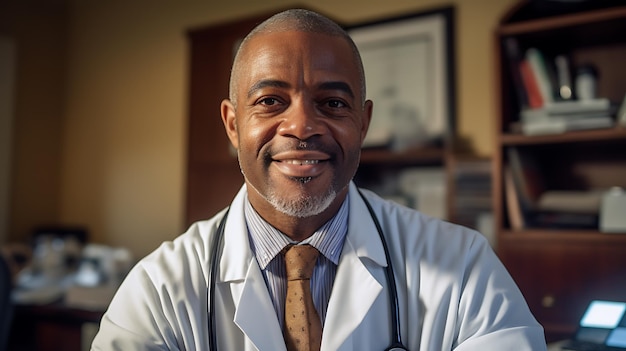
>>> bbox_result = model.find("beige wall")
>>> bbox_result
[1,3,67,245]
[9,0,517,259]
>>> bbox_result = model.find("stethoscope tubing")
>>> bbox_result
[208,207,228,350]
[357,189,408,351]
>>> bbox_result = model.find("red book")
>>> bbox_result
[518,59,544,109]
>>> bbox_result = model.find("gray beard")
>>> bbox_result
[264,185,337,218]
[239,158,337,218]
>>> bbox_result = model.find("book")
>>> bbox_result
[521,109,611,123]
[503,38,529,109]
[525,48,555,104]
[507,147,544,211]
[504,166,525,230]
[452,158,492,230]
[537,190,603,214]
[554,55,573,100]
[519,98,615,135]
[521,98,611,119]
[521,116,614,136]
[525,211,598,229]
[518,60,544,109]
[617,93,626,127]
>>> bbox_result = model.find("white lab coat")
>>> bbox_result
[92,182,546,351]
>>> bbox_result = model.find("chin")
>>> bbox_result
[266,180,338,218]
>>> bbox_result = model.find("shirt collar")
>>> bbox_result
[245,196,349,269]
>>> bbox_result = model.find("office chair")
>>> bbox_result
[0,254,13,351]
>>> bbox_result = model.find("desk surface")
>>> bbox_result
[548,340,571,351]
[14,301,104,323]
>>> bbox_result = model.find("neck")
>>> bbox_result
[247,187,348,242]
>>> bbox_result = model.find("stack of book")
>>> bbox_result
[503,38,617,135]
[450,159,492,229]
[505,147,602,230]
[520,99,614,135]
[450,158,493,245]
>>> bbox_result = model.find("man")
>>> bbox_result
[92,9,546,351]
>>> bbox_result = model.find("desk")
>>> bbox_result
[547,340,569,351]
[8,302,104,351]
[9,302,568,351]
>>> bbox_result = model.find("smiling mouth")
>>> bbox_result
[271,154,329,181]
[276,159,324,181]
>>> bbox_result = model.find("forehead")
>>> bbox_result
[236,31,361,95]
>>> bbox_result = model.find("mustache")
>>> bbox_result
[265,139,335,158]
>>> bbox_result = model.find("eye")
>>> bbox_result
[258,97,279,106]
[326,99,347,109]
[251,95,286,114]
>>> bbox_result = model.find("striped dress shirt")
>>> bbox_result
[244,196,349,327]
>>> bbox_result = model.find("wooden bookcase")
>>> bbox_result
[185,14,262,226]
[493,1,626,342]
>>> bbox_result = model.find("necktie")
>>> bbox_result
[283,244,322,351]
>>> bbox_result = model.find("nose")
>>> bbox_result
[277,100,325,140]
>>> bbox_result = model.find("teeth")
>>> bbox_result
[284,160,319,165]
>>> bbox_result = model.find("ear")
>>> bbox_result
[221,99,239,150]
[360,99,374,144]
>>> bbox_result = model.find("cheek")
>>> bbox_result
[332,120,365,149]
[237,120,275,156]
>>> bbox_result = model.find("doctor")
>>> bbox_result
[92,8,546,351]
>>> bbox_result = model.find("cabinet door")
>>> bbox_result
[499,238,626,342]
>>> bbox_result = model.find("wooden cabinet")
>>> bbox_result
[9,303,103,351]
[493,2,626,342]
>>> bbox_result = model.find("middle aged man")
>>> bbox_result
[91,9,547,351]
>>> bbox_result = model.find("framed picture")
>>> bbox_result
[347,7,456,151]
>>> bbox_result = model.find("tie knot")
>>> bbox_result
[284,245,319,281]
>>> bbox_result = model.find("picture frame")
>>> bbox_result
[347,7,456,151]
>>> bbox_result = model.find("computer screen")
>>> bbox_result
[575,300,626,348]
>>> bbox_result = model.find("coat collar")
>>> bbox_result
[218,183,388,280]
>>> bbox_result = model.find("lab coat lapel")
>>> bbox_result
[321,183,388,350]
[233,260,286,351]
[219,187,286,351]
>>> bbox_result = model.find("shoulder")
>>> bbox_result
[135,208,229,285]
[94,206,234,349]
[354,186,497,285]
[357,186,488,251]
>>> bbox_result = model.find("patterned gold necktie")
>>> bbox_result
[283,244,322,351]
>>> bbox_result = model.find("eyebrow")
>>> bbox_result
[318,81,355,99]
[247,79,290,99]
[246,79,355,100]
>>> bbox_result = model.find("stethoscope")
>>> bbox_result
[208,189,409,351]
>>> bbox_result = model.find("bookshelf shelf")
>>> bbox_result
[499,126,626,146]
[500,229,626,243]
[359,146,445,165]
[494,1,626,343]
[499,7,626,37]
